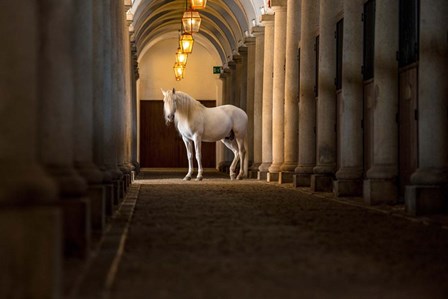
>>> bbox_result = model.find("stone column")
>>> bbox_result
[333,0,364,196]
[218,69,229,171]
[228,60,237,107]
[268,2,287,183]
[311,0,338,192]
[251,26,265,174]
[130,39,140,174]
[245,37,256,171]
[294,0,318,186]
[93,0,116,217]
[118,0,133,189]
[280,0,301,183]
[363,0,399,204]
[222,67,234,170]
[237,46,248,111]
[38,0,90,258]
[73,0,106,232]
[104,0,124,203]
[0,2,61,297]
[113,0,129,196]
[405,0,448,215]
[258,14,275,180]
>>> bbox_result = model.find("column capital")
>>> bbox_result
[238,45,248,54]
[219,68,229,79]
[260,14,275,25]
[251,25,265,36]
[270,0,287,8]
[244,37,256,46]
[228,60,236,69]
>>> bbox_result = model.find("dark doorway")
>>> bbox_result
[139,100,216,168]
[398,0,419,198]
[363,0,375,176]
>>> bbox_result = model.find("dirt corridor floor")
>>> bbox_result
[110,170,448,299]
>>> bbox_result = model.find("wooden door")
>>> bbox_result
[398,0,419,197]
[140,100,216,168]
[398,67,418,197]
[363,0,375,176]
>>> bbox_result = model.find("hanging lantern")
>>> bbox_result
[190,0,207,10]
[179,33,194,54]
[175,47,188,67]
[182,9,201,33]
[173,62,185,81]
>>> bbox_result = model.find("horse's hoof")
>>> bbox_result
[183,176,191,181]
[230,175,236,180]
[196,176,203,181]
[237,175,243,180]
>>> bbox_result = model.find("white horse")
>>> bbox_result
[161,88,248,181]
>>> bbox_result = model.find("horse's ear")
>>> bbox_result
[161,88,166,96]
[172,88,176,94]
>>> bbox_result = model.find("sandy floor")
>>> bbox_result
[106,170,448,299]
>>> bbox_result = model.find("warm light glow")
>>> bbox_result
[182,9,201,33]
[179,33,194,54]
[175,47,188,66]
[173,62,185,81]
[190,0,207,10]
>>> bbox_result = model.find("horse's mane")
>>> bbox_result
[174,91,205,117]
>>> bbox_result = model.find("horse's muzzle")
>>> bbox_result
[166,114,174,123]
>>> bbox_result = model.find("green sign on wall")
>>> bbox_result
[213,66,222,74]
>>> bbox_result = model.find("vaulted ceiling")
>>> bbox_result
[131,0,266,64]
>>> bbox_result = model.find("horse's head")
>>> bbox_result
[161,88,177,124]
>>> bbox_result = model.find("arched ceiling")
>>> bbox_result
[131,0,267,65]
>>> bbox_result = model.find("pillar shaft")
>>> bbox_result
[0,1,57,204]
[281,0,301,172]
[314,0,337,175]
[38,0,88,197]
[258,14,275,172]
[333,0,364,196]
[295,0,318,183]
[411,0,448,184]
[252,26,265,170]
[73,0,104,184]
[0,2,60,297]
[363,0,399,204]
[103,0,123,180]
[405,0,448,215]
[245,37,256,167]
[269,5,288,174]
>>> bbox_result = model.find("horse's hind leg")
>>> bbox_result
[235,137,246,180]
[221,139,239,180]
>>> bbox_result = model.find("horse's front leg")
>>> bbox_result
[193,135,203,181]
[182,136,193,181]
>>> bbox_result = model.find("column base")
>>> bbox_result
[104,183,115,217]
[279,172,294,184]
[218,161,231,173]
[258,162,271,173]
[0,206,61,299]
[60,198,90,258]
[363,178,398,205]
[293,173,311,187]
[88,184,106,232]
[267,172,279,183]
[405,185,448,216]
[257,171,268,181]
[311,174,334,192]
[333,179,363,197]
[248,170,259,179]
